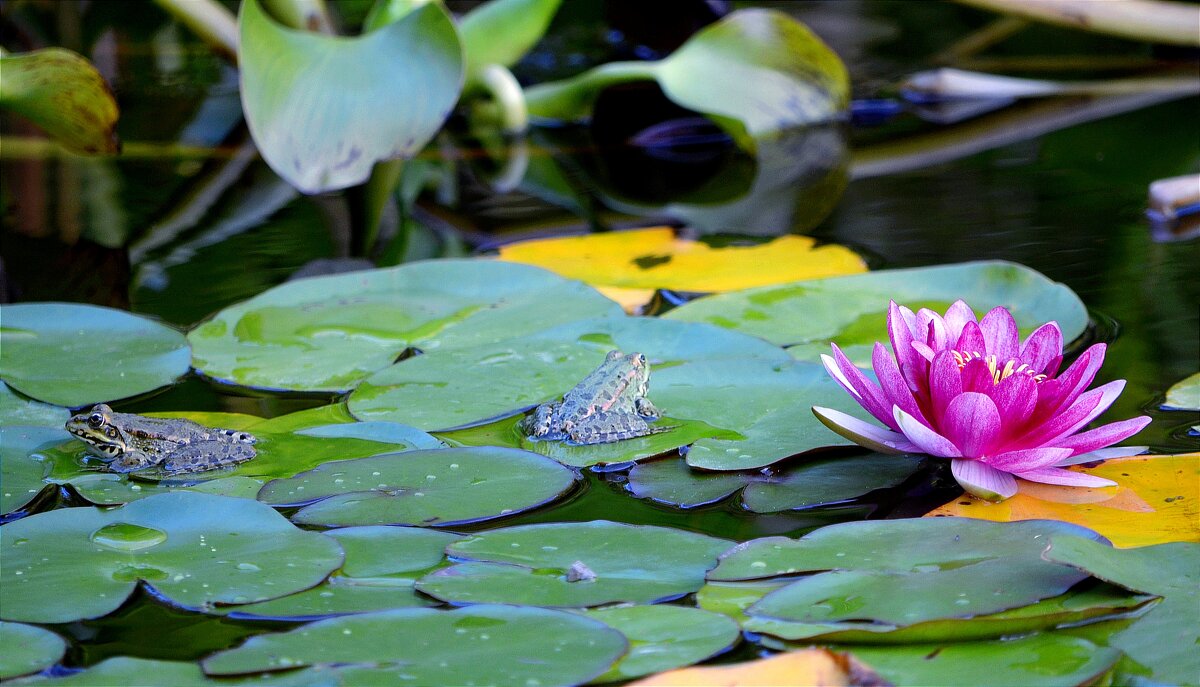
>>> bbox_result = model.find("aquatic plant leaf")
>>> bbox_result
[238,0,462,193]
[459,0,561,87]
[525,9,849,150]
[580,605,740,683]
[665,261,1089,366]
[847,634,1120,687]
[1,426,65,515]
[0,48,119,154]
[259,447,578,527]
[349,315,787,432]
[6,657,334,686]
[188,259,624,392]
[1163,372,1200,410]
[416,521,731,607]
[211,526,459,620]
[1045,536,1200,685]
[0,492,343,623]
[202,606,628,686]
[0,303,190,407]
[628,453,922,511]
[498,229,866,310]
[0,621,65,679]
[926,454,1200,547]
[707,517,1104,581]
[0,383,68,428]
[627,649,882,687]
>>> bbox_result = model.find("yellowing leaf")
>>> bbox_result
[925,454,1200,548]
[498,228,867,311]
[0,48,119,154]
[627,649,884,687]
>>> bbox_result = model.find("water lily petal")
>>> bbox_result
[991,372,1038,435]
[985,447,1073,473]
[942,392,1001,457]
[1014,467,1117,488]
[1019,388,1103,447]
[872,342,927,424]
[942,300,976,342]
[888,301,925,391]
[1052,416,1153,456]
[929,350,962,420]
[960,357,996,394]
[911,341,936,362]
[821,349,894,429]
[1054,445,1147,467]
[1038,380,1126,445]
[921,312,949,352]
[896,303,923,340]
[894,407,960,458]
[980,306,1020,361]
[951,459,1017,501]
[1036,344,1106,417]
[1019,322,1063,374]
[955,320,987,357]
[811,406,920,454]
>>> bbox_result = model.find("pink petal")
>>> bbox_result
[921,312,949,352]
[1038,380,1127,446]
[1053,416,1152,456]
[811,406,920,454]
[990,372,1038,435]
[1037,344,1106,416]
[985,447,1074,473]
[955,321,987,356]
[1018,389,1104,447]
[952,459,1018,501]
[980,306,1020,361]
[894,407,961,458]
[911,341,936,362]
[929,350,962,421]
[888,301,921,389]
[896,304,923,341]
[960,357,996,394]
[1054,445,1147,467]
[942,300,977,343]
[1014,467,1117,488]
[942,392,1001,457]
[1019,323,1063,374]
[821,349,894,430]
[872,342,927,424]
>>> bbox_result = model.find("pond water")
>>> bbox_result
[1,0,1198,677]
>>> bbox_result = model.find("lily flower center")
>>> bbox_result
[952,350,1047,384]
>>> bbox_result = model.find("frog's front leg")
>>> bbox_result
[634,397,660,420]
[163,441,256,475]
[522,403,564,440]
[108,450,160,473]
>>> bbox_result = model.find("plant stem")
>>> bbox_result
[152,0,238,64]
[524,61,659,123]
[478,65,528,134]
[261,0,335,32]
[953,0,1200,47]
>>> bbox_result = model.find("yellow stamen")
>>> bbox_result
[952,350,1047,384]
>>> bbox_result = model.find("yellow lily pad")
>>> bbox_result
[627,648,881,687]
[498,227,866,311]
[925,454,1200,547]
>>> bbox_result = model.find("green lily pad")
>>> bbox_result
[581,605,740,683]
[1163,371,1200,410]
[665,261,1089,365]
[0,303,191,407]
[627,453,922,511]
[213,526,459,620]
[188,259,624,392]
[258,447,579,527]
[847,634,1120,687]
[707,518,1105,581]
[0,492,343,623]
[0,621,65,679]
[239,0,461,193]
[6,657,333,686]
[415,521,733,607]
[0,48,119,154]
[348,316,789,431]
[1,426,66,515]
[202,606,629,686]
[525,9,848,150]
[0,383,68,428]
[1045,536,1200,685]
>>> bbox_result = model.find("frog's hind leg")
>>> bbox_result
[163,441,256,475]
[569,413,673,445]
[211,428,258,444]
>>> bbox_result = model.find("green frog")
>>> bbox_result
[66,404,257,475]
[521,350,670,445]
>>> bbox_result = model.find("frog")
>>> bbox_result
[520,350,671,445]
[65,404,258,475]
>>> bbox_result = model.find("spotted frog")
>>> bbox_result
[66,404,257,475]
[521,350,670,445]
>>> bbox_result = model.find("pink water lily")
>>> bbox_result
[812,300,1151,501]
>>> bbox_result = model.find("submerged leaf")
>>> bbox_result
[0,48,119,154]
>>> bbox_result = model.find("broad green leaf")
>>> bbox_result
[0,621,65,679]
[926,454,1200,547]
[212,527,459,619]
[238,0,462,193]
[1045,536,1200,685]
[7,657,335,686]
[202,606,628,686]
[349,315,788,431]
[525,9,849,150]
[665,261,1089,366]
[258,447,579,527]
[188,259,624,392]
[1164,372,1200,410]
[707,517,1105,581]
[416,521,733,607]
[459,0,561,88]
[628,454,922,511]
[581,606,740,683]
[0,48,119,154]
[0,303,191,407]
[1,426,65,515]
[0,492,343,623]
[0,383,68,428]
[497,228,865,311]
[626,649,882,687]
[847,634,1120,687]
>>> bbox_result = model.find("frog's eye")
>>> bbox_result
[88,413,104,428]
